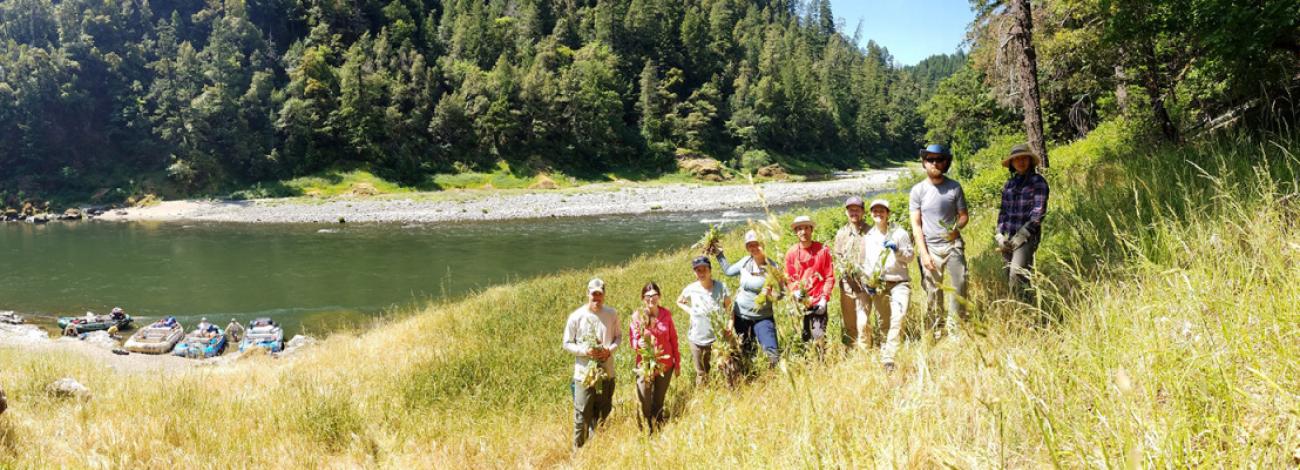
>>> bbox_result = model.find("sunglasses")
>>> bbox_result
[923,158,949,164]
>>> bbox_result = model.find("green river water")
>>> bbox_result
[1,200,844,337]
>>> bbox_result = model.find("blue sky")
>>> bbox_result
[828,0,975,66]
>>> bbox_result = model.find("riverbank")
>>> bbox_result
[0,323,194,373]
[96,168,909,224]
[2,124,1295,466]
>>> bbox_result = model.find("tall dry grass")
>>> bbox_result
[1,119,1296,468]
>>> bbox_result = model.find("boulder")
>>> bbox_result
[281,335,317,357]
[756,164,789,180]
[0,323,49,345]
[677,158,728,182]
[0,310,22,324]
[59,208,82,220]
[78,331,119,350]
[528,175,559,190]
[47,378,91,400]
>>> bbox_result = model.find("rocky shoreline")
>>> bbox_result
[95,167,910,224]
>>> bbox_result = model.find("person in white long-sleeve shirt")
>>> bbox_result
[561,278,621,450]
[860,199,914,373]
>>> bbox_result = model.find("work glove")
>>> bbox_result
[883,240,898,251]
[793,289,804,302]
[995,232,1010,253]
[1011,227,1032,249]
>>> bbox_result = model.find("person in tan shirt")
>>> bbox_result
[833,196,871,347]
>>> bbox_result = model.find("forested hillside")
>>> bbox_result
[0,0,959,202]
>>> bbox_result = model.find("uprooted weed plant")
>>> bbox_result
[0,119,1296,466]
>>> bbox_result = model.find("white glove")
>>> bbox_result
[793,289,804,302]
[1010,227,1031,249]
[995,232,1010,253]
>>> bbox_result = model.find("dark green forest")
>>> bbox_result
[0,0,965,202]
[928,0,1300,166]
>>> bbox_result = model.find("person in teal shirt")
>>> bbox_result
[717,230,782,367]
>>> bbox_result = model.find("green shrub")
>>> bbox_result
[740,149,773,172]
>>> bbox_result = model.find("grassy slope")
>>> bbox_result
[1,120,1297,467]
[228,158,817,201]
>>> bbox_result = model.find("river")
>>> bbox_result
[1,197,854,337]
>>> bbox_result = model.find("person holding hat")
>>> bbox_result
[996,143,1050,302]
[909,144,970,339]
[676,256,733,384]
[562,277,622,449]
[629,281,680,433]
[784,215,835,352]
[860,199,914,372]
[718,230,782,367]
[833,196,872,347]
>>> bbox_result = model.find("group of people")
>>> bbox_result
[561,143,1050,449]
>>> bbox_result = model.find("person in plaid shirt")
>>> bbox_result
[995,144,1050,301]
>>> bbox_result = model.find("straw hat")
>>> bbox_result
[1002,144,1041,168]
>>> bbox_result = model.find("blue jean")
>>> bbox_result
[734,314,779,367]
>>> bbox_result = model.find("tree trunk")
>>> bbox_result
[1007,0,1049,168]
[1114,64,1129,114]
[1140,43,1181,143]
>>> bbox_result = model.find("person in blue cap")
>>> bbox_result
[909,144,969,340]
[675,256,732,384]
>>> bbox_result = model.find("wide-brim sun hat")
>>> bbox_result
[743,230,761,246]
[1003,143,1041,168]
[790,215,815,229]
[868,198,891,212]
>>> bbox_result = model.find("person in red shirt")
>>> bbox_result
[784,215,835,353]
[629,281,680,433]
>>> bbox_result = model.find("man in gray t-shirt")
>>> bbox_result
[909,144,969,339]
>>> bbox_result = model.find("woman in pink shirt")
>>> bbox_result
[629,281,680,433]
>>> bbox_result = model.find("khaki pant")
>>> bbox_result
[690,343,711,385]
[920,239,968,338]
[863,281,911,363]
[839,278,871,347]
[573,378,614,449]
[636,372,673,433]
[1003,233,1040,303]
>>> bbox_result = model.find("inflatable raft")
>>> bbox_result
[238,318,284,353]
[124,317,184,354]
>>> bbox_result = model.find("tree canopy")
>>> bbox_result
[0,0,964,202]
